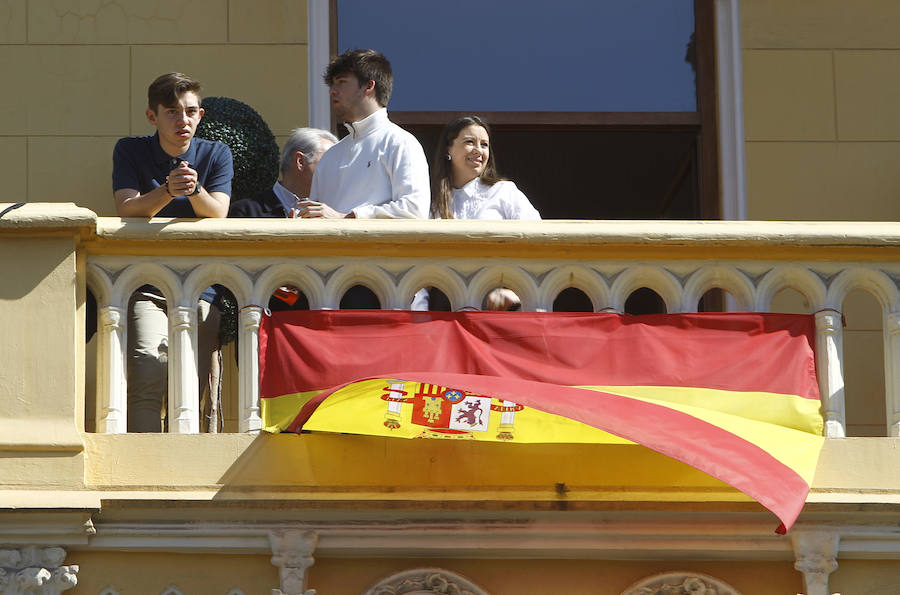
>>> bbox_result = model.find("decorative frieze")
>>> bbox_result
[363,568,487,595]
[622,571,741,595]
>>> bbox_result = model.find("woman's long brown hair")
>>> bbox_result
[430,115,504,219]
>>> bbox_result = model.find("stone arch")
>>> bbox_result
[255,263,326,310]
[87,264,114,307]
[681,265,755,312]
[113,262,182,307]
[755,266,827,312]
[621,571,742,595]
[397,264,468,311]
[609,266,682,313]
[363,567,489,595]
[159,586,184,595]
[467,265,540,311]
[183,263,253,308]
[326,264,397,310]
[826,267,900,313]
[538,265,609,312]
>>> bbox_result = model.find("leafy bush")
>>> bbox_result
[195,96,279,201]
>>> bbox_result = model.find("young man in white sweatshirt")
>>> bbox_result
[300,49,430,219]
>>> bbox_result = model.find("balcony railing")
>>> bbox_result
[82,217,900,438]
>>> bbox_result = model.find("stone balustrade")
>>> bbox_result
[84,218,900,437]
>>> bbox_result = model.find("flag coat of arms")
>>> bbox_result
[258,310,824,533]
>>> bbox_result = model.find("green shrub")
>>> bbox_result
[195,96,279,201]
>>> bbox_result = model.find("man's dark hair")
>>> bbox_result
[324,49,393,107]
[147,72,202,111]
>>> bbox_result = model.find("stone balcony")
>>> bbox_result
[2,203,900,586]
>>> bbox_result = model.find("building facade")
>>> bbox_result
[1,2,900,594]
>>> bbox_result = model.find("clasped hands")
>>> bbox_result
[166,161,200,197]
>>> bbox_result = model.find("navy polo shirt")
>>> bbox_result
[112,133,233,217]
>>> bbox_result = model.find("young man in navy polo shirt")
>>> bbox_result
[112,72,233,432]
[113,72,232,217]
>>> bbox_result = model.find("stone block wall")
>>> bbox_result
[0,0,309,215]
[742,0,900,221]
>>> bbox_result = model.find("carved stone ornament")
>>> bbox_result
[0,546,78,595]
[362,568,489,595]
[621,571,742,595]
[791,530,839,595]
[268,530,317,595]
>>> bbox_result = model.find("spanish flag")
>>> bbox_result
[259,311,824,533]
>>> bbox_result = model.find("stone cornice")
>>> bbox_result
[76,514,900,560]
[0,203,96,231]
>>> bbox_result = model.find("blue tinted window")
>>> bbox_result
[337,0,696,112]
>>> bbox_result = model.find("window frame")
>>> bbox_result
[309,0,746,221]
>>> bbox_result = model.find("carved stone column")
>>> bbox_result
[168,306,199,433]
[884,312,900,437]
[815,310,846,437]
[269,530,316,595]
[238,306,263,433]
[792,530,839,595]
[96,306,127,434]
[0,546,78,595]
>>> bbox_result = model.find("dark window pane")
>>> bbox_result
[338,0,696,111]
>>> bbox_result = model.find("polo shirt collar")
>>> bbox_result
[151,132,198,170]
[344,108,388,140]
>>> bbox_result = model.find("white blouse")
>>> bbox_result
[451,178,541,220]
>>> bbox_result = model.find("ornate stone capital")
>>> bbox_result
[0,546,77,594]
[171,306,193,330]
[268,530,317,595]
[99,306,124,330]
[814,310,842,334]
[241,306,264,331]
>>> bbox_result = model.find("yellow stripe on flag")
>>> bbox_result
[263,378,823,487]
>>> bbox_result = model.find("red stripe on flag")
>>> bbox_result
[260,310,819,401]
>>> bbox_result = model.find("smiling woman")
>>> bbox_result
[429,115,539,221]
[422,115,539,312]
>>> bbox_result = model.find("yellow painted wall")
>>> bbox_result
[0,229,85,488]
[742,0,900,221]
[309,558,802,595]
[6,1,898,224]
[56,549,900,594]
[0,1,309,216]
[69,551,278,594]
[829,559,900,594]
[66,552,811,595]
